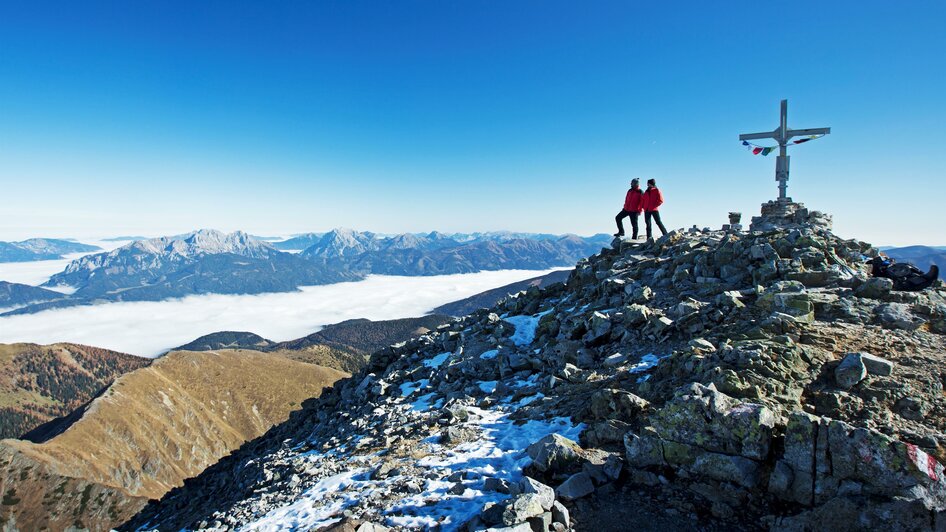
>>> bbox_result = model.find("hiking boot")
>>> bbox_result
[613,233,624,237]
[925,265,939,282]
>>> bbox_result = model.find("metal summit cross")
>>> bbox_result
[739,99,830,201]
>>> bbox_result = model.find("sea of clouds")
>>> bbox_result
[0,270,561,357]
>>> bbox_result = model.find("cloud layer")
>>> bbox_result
[0,270,561,357]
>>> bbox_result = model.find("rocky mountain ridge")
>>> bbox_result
[0,281,64,311]
[301,229,609,277]
[123,214,946,531]
[0,238,101,262]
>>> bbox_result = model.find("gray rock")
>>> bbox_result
[555,471,595,501]
[835,353,867,389]
[602,353,627,366]
[500,494,546,525]
[690,452,762,489]
[876,303,925,331]
[519,477,555,511]
[526,434,582,473]
[859,352,894,376]
[624,429,665,468]
[650,383,776,461]
[526,512,552,532]
[588,388,649,421]
[551,500,570,526]
[484,477,514,494]
[855,277,894,299]
[623,303,651,326]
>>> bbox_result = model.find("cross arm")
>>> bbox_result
[786,127,831,139]
[739,130,777,141]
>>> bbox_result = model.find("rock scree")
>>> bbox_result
[123,213,946,531]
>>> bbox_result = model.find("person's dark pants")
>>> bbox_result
[615,210,639,238]
[645,210,668,239]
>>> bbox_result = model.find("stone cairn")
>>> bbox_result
[750,198,833,232]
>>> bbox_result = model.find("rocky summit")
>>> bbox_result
[124,212,946,531]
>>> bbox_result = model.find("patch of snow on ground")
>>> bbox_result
[240,469,367,532]
[628,353,668,374]
[503,309,552,346]
[423,352,451,368]
[400,379,430,397]
[479,349,499,360]
[478,381,498,394]
[411,392,441,412]
[387,408,583,530]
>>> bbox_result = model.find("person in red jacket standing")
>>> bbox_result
[614,178,644,238]
[642,178,668,240]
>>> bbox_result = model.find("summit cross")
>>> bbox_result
[739,99,830,201]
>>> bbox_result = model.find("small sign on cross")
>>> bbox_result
[740,100,830,201]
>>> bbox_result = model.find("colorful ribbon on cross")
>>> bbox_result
[741,134,825,156]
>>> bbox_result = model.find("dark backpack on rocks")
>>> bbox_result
[870,256,939,291]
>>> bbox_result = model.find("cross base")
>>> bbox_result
[749,200,833,232]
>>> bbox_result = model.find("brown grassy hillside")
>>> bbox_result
[0,343,150,439]
[0,349,347,531]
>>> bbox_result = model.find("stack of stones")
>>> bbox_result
[750,199,833,232]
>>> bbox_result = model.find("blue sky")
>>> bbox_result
[0,1,943,245]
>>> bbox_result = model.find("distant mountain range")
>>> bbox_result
[1,228,607,316]
[298,228,611,275]
[0,238,101,262]
[882,245,946,272]
[2,230,361,315]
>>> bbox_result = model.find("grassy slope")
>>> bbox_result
[0,349,348,531]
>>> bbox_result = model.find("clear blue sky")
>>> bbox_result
[1,1,943,245]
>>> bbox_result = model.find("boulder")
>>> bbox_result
[689,452,763,489]
[854,277,894,299]
[624,428,665,468]
[588,388,649,422]
[876,303,925,331]
[518,477,554,511]
[526,434,582,473]
[650,383,776,461]
[555,472,595,501]
[834,353,867,389]
[859,352,894,376]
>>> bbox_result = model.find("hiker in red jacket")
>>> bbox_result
[642,178,668,240]
[614,178,644,238]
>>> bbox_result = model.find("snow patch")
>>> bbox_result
[479,349,499,360]
[400,379,430,397]
[628,353,668,375]
[478,381,498,394]
[240,469,367,532]
[423,352,451,368]
[503,309,552,346]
